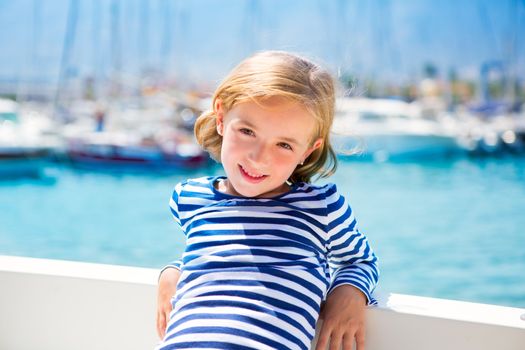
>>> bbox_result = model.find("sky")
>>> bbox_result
[0,0,524,91]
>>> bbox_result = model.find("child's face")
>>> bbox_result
[216,96,322,198]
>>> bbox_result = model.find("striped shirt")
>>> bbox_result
[157,176,378,350]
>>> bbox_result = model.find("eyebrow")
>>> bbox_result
[238,119,301,145]
[279,136,301,145]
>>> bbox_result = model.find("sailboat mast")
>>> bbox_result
[110,0,122,98]
[54,0,78,120]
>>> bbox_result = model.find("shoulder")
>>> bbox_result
[303,182,352,215]
[291,182,352,226]
[288,182,346,213]
[172,176,216,198]
[295,182,340,201]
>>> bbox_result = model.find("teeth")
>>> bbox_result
[241,165,264,178]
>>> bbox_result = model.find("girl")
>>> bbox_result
[156,51,379,350]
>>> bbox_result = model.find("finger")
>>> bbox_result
[342,335,353,350]
[329,333,342,350]
[163,307,173,336]
[314,321,330,350]
[156,310,166,339]
[355,329,366,350]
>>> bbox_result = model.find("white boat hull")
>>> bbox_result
[1,255,524,350]
[332,132,460,159]
[333,98,464,159]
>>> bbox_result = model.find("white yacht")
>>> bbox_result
[0,98,57,177]
[332,98,462,160]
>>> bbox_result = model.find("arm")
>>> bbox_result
[316,259,378,350]
[156,261,182,339]
[316,185,379,350]
[157,182,187,338]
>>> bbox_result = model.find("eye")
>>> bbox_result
[239,128,254,136]
[277,142,293,151]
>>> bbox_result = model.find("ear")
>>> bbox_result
[301,138,323,164]
[215,99,224,136]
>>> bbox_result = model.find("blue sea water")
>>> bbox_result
[1,156,524,308]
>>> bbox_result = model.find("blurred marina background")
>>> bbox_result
[1,0,524,308]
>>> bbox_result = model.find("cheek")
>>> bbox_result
[222,132,240,151]
[220,131,247,161]
[271,151,301,168]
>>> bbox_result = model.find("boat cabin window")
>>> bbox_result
[0,112,18,123]
[359,112,385,121]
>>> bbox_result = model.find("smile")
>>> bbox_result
[239,164,267,181]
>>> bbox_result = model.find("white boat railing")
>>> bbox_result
[1,255,524,350]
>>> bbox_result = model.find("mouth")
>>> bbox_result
[239,164,267,182]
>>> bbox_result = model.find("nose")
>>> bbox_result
[248,140,270,166]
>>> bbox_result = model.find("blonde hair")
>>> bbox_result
[194,51,337,184]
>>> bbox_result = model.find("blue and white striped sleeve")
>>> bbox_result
[325,184,379,305]
[168,181,184,226]
[159,259,183,277]
[160,182,186,276]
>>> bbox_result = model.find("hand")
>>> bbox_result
[315,285,367,350]
[156,268,181,339]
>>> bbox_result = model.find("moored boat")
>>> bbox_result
[0,98,55,178]
[332,98,463,160]
[64,130,209,171]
